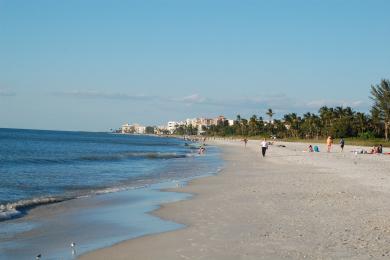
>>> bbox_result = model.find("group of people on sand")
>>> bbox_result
[308,145,320,152]
[240,136,387,157]
[305,136,340,153]
[307,136,344,153]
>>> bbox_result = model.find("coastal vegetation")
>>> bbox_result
[174,79,390,144]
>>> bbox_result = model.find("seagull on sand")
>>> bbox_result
[71,242,76,255]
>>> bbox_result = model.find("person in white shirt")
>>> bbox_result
[261,138,268,157]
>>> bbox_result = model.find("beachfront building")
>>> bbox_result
[121,123,134,133]
[163,115,234,135]
[121,123,146,134]
[199,118,214,127]
[167,121,179,134]
[186,117,217,128]
[213,115,227,126]
[135,125,146,134]
[186,118,197,127]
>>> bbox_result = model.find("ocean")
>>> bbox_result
[0,128,222,259]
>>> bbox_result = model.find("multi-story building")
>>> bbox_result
[185,118,198,127]
[214,115,226,125]
[121,123,146,134]
[121,123,134,133]
[120,115,234,136]
[135,125,146,134]
[167,121,178,134]
[199,118,214,126]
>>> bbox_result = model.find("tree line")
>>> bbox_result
[174,79,390,141]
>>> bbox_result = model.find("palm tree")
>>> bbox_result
[319,106,332,136]
[354,112,368,136]
[370,106,383,137]
[335,106,344,119]
[266,108,275,124]
[302,113,321,139]
[248,115,258,136]
[370,79,390,141]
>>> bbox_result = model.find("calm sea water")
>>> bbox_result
[0,128,222,221]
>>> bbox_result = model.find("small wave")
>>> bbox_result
[0,196,71,221]
[91,185,150,195]
[1,152,192,165]
[80,152,188,161]
[93,186,127,195]
[0,184,158,221]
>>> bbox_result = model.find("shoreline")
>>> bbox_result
[0,137,222,260]
[80,139,390,259]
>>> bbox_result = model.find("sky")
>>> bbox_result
[1,0,390,131]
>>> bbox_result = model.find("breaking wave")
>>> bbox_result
[0,196,71,221]
[1,152,193,165]
[0,183,161,221]
[80,152,189,161]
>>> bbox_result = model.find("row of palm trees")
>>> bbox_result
[201,79,390,141]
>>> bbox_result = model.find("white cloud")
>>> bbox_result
[54,90,369,114]
[178,94,206,104]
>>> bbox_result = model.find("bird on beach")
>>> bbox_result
[35,254,41,260]
[71,242,76,255]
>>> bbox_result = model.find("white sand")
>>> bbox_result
[80,140,390,259]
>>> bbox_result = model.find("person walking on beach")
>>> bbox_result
[243,138,248,148]
[339,138,345,152]
[261,138,268,157]
[326,136,333,153]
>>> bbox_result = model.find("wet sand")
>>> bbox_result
[0,182,189,260]
[80,140,390,259]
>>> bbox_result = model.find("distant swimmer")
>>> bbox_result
[198,145,206,154]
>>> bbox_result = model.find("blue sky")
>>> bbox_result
[1,0,389,131]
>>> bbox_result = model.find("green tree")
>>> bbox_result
[248,115,258,136]
[301,113,321,139]
[370,107,383,137]
[283,113,301,138]
[370,79,390,141]
[266,108,275,123]
[145,126,155,134]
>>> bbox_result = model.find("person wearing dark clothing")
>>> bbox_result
[378,144,383,154]
[340,138,345,152]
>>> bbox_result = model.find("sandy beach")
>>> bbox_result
[80,140,390,259]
